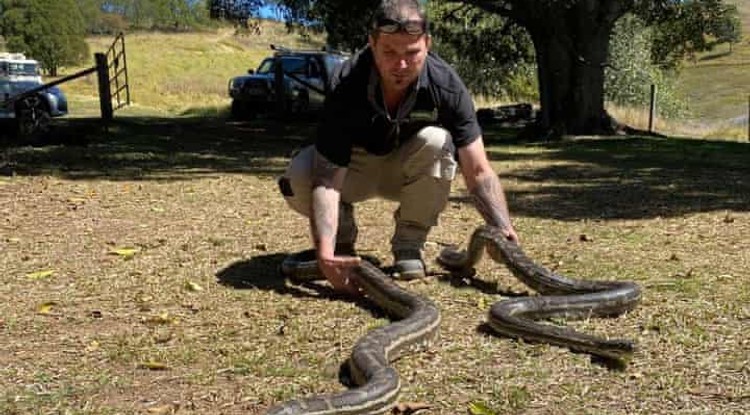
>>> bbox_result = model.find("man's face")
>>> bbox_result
[369,31,430,95]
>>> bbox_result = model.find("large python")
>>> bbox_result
[267,252,441,415]
[438,225,642,362]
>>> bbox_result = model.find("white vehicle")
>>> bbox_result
[0,52,68,122]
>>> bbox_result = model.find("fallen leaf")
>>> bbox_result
[110,247,140,259]
[468,401,497,415]
[27,270,55,280]
[147,404,176,414]
[38,302,58,314]
[142,312,176,326]
[184,281,203,292]
[138,361,170,371]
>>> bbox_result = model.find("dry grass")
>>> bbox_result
[56,24,324,117]
[605,104,748,142]
[676,0,750,122]
[1,117,748,414]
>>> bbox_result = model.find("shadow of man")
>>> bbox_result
[215,252,380,308]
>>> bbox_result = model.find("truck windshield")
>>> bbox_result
[256,57,307,75]
[0,62,39,76]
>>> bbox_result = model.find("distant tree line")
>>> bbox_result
[77,0,215,33]
[0,0,270,74]
[1,0,89,76]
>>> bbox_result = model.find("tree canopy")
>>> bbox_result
[0,0,89,76]
[428,2,535,100]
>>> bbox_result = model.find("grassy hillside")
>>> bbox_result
[60,21,324,117]
[676,0,750,123]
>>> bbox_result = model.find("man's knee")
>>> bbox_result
[413,126,453,156]
[403,126,457,181]
[279,145,315,217]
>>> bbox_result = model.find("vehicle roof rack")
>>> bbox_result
[269,44,348,56]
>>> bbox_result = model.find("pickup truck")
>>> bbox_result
[228,45,347,119]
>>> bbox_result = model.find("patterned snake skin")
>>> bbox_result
[438,225,641,362]
[267,257,440,414]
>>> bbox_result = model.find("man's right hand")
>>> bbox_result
[318,253,363,296]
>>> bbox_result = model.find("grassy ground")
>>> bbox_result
[676,0,750,125]
[1,116,749,414]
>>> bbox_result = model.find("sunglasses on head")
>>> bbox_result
[374,18,427,35]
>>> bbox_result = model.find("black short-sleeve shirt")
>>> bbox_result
[316,47,481,167]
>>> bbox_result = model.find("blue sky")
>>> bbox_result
[258,4,282,20]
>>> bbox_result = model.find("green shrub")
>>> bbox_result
[606,14,688,118]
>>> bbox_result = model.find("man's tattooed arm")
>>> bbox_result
[458,137,518,242]
[311,150,347,258]
[470,174,512,230]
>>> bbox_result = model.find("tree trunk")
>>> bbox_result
[525,4,616,137]
[469,0,633,138]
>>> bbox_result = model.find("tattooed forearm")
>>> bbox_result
[470,175,512,229]
[311,151,345,255]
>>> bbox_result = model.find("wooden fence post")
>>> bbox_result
[648,84,657,133]
[95,52,113,123]
[274,55,286,118]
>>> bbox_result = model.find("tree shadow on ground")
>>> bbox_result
[475,129,750,220]
[2,115,316,181]
[5,115,749,221]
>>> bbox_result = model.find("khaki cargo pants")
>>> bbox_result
[280,126,458,253]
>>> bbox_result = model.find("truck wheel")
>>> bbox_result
[15,95,51,145]
[294,91,309,114]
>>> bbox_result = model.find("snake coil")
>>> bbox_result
[438,225,641,362]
